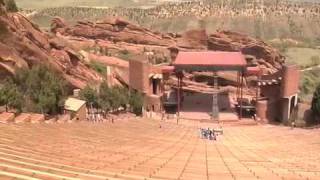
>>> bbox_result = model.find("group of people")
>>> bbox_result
[199,128,217,141]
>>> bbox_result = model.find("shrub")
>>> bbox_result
[79,85,99,108]
[80,83,143,115]
[1,65,69,114]
[299,69,320,102]
[129,90,143,115]
[99,82,128,111]
[311,84,320,116]
[89,61,107,75]
[4,0,18,12]
[0,79,23,112]
[119,49,129,55]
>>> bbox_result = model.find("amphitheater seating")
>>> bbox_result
[0,118,319,179]
[0,112,15,124]
[14,113,31,124]
[30,114,45,124]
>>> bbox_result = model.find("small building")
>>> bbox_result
[64,97,87,121]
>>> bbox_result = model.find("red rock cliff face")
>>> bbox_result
[52,17,285,73]
[0,5,102,88]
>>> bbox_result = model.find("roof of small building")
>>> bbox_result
[64,98,86,112]
[173,51,247,71]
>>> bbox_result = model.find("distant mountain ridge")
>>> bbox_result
[15,0,320,10]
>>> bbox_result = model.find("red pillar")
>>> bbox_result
[236,71,240,100]
[240,70,244,120]
[177,76,181,124]
[256,73,261,101]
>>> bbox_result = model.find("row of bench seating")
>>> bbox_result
[0,118,319,179]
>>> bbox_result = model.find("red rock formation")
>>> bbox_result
[52,17,285,72]
[53,17,176,47]
[0,1,285,91]
[0,4,102,88]
[208,31,285,70]
[177,29,208,49]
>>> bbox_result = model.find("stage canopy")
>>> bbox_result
[173,51,247,72]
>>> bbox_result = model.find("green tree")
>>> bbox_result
[80,85,99,108]
[311,84,320,116]
[99,83,127,111]
[4,0,18,12]
[98,82,112,111]
[0,79,23,112]
[113,86,129,108]
[80,82,142,115]
[3,65,69,114]
[22,66,68,114]
[129,90,143,115]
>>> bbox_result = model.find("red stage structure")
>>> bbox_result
[173,51,248,120]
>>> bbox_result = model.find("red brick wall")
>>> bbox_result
[256,100,268,122]
[144,95,162,112]
[281,65,300,98]
[256,99,281,122]
[261,85,281,100]
[129,58,150,94]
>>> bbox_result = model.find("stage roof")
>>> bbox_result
[173,51,247,71]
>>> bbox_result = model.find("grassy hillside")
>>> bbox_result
[300,68,320,102]
[285,48,320,67]
[283,47,320,102]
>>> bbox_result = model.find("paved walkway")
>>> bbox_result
[0,119,319,179]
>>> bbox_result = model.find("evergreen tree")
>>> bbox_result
[80,85,99,108]
[4,0,18,12]
[1,65,69,114]
[0,79,23,112]
[311,84,320,116]
[129,90,143,115]
[98,82,112,111]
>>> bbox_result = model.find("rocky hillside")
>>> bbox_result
[52,17,284,74]
[28,0,320,45]
[0,1,102,88]
[0,0,286,91]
